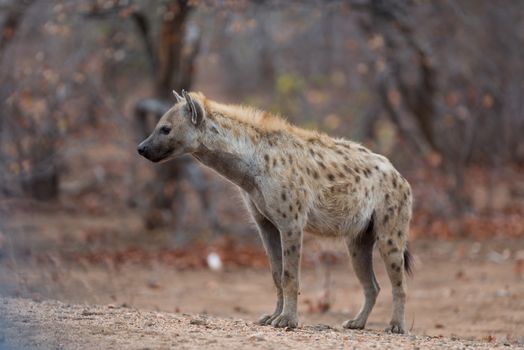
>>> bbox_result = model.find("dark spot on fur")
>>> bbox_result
[309,149,315,156]
[327,173,335,181]
[391,263,397,269]
[287,231,292,237]
[284,270,290,278]
[336,149,344,155]
[397,281,402,287]
[396,266,401,272]
[398,230,402,237]
[273,159,277,167]
[355,175,361,183]
[383,214,389,224]
[295,213,298,220]
[388,239,393,245]
[289,204,293,212]
[264,154,269,162]
[392,177,398,188]
[317,161,326,169]
[385,193,390,201]
[281,157,286,165]
[374,165,379,170]
[389,248,399,254]
[281,192,287,201]
[282,213,287,219]
[291,245,297,253]
[313,171,319,179]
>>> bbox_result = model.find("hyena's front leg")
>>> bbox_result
[271,223,304,328]
[246,201,283,326]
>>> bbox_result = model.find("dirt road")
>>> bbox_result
[2,239,523,344]
[1,203,523,348]
[1,297,518,350]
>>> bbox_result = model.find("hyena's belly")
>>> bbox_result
[305,193,374,238]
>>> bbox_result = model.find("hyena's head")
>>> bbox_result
[137,90,205,163]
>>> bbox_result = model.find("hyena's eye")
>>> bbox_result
[159,126,171,135]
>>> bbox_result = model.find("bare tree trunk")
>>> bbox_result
[354,0,468,217]
[0,0,60,200]
[126,1,216,233]
[82,1,213,231]
[154,0,190,99]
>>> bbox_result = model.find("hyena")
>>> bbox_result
[137,90,413,333]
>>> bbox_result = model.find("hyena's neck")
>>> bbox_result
[192,110,261,193]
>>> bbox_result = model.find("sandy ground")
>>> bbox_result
[0,296,520,350]
[1,239,524,348]
[1,202,523,348]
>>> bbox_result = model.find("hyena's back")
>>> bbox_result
[263,135,412,241]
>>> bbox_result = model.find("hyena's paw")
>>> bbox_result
[385,322,405,334]
[257,313,279,326]
[271,313,298,328]
[342,318,366,330]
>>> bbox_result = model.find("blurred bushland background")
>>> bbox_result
[0,0,523,344]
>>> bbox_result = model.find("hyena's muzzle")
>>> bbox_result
[137,132,174,163]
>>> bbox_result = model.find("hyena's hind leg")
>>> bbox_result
[245,200,284,326]
[343,216,380,330]
[376,206,413,334]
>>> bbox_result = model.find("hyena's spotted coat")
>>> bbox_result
[138,90,413,333]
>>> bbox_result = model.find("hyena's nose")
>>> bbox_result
[137,143,147,156]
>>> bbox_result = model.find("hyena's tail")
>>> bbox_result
[403,244,414,277]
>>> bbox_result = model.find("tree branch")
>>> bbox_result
[0,0,35,61]
[130,10,158,76]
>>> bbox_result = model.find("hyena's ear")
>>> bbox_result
[172,90,184,104]
[182,90,205,126]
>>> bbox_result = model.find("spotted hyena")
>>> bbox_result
[137,90,413,333]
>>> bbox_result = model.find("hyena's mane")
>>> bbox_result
[192,92,333,144]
